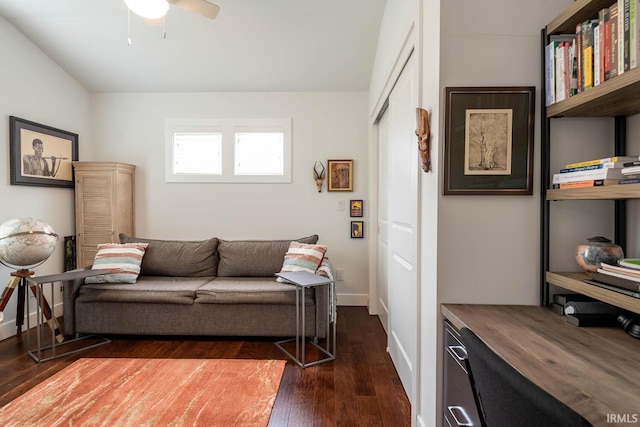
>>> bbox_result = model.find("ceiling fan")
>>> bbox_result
[123,0,220,20]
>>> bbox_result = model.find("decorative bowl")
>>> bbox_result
[575,236,624,273]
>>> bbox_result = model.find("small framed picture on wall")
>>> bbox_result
[350,200,363,217]
[351,221,364,238]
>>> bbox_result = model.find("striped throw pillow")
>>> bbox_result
[85,243,149,284]
[277,242,327,280]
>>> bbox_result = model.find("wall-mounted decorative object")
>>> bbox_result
[350,200,363,217]
[10,116,78,188]
[328,159,353,192]
[312,161,326,192]
[351,221,363,238]
[443,87,535,195]
[64,236,77,272]
[415,108,431,172]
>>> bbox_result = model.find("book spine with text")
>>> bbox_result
[605,7,612,79]
[625,0,631,71]
[552,168,623,183]
[552,179,618,189]
[565,155,640,168]
[611,2,620,78]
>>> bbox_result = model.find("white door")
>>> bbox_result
[377,53,419,402]
[377,110,390,334]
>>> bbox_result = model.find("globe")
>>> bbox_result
[0,218,59,270]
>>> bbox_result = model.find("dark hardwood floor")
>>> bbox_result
[0,306,410,426]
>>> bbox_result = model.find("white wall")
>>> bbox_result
[0,17,91,340]
[89,91,370,305]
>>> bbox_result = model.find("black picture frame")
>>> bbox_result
[443,87,535,195]
[351,221,364,238]
[10,116,78,188]
[350,200,363,217]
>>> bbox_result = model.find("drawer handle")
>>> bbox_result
[448,405,473,426]
[448,345,467,361]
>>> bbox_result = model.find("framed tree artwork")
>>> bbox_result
[443,87,535,195]
[9,116,78,188]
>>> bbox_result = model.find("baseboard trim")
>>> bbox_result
[0,302,63,341]
[337,293,369,306]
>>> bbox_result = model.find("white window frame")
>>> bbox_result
[165,118,292,183]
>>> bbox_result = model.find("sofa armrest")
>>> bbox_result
[62,268,91,336]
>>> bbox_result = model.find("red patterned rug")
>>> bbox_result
[0,358,286,426]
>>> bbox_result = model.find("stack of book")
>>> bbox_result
[584,259,640,298]
[552,155,640,189]
[620,160,640,184]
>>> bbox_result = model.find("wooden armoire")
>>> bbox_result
[73,162,135,268]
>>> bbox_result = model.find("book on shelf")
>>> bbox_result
[605,6,613,80]
[584,278,640,298]
[611,2,620,79]
[565,155,640,168]
[566,313,619,327]
[624,0,631,72]
[564,300,618,315]
[622,165,640,174]
[553,293,596,306]
[552,168,623,184]
[619,178,640,184]
[632,0,640,69]
[545,35,576,106]
[583,19,597,90]
[552,179,619,189]
[561,161,631,173]
[592,269,640,292]
[622,173,640,179]
[600,262,640,277]
[623,160,640,167]
[619,258,640,269]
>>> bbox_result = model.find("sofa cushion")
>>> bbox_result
[217,235,319,277]
[120,234,219,277]
[78,276,214,304]
[85,243,149,284]
[196,277,314,305]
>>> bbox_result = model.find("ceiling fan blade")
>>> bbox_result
[167,0,220,19]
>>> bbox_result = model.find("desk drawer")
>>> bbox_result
[443,321,482,427]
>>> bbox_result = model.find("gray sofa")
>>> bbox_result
[63,234,333,339]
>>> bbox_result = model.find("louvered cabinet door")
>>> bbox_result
[73,162,135,268]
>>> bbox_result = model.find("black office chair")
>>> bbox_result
[460,328,592,427]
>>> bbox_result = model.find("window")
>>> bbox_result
[165,118,291,183]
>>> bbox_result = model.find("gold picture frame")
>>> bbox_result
[328,159,353,192]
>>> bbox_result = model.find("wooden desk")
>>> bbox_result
[441,304,640,427]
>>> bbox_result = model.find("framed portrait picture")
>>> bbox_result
[328,159,353,191]
[443,87,535,195]
[10,116,78,188]
[350,221,364,238]
[350,200,363,217]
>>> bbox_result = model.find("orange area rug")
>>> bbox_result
[0,358,286,426]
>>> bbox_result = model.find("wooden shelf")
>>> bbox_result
[547,0,614,35]
[547,67,640,118]
[546,271,640,314]
[546,183,640,200]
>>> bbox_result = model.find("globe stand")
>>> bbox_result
[0,269,63,342]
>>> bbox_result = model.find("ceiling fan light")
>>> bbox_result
[124,0,169,19]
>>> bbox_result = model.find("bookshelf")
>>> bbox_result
[541,0,640,315]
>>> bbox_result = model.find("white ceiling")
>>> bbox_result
[0,0,386,93]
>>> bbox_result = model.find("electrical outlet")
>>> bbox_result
[335,268,345,281]
[337,200,345,211]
